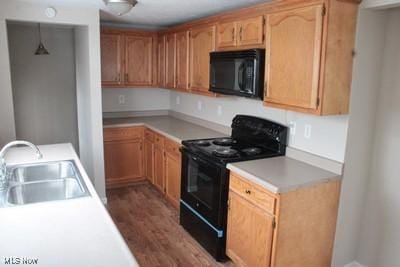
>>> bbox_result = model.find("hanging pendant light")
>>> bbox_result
[35,23,49,55]
[104,0,138,16]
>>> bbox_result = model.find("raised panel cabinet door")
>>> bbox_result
[226,191,274,267]
[144,139,154,183]
[217,21,236,48]
[237,16,264,47]
[165,153,181,209]
[265,5,324,110]
[104,140,144,185]
[158,35,166,87]
[153,146,165,192]
[125,35,153,86]
[176,31,189,90]
[189,26,216,92]
[101,33,123,86]
[165,33,177,89]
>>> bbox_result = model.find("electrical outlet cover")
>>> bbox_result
[197,101,202,111]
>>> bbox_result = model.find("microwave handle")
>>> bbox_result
[238,62,245,90]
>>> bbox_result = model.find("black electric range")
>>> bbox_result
[179,115,288,261]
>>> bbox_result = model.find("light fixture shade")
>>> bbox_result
[35,43,50,55]
[104,0,138,16]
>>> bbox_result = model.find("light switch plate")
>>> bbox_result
[304,124,312,139]
[118,95,126,104]
[289,121,296,136]
[217,105,222,116]
[197,101,202,111]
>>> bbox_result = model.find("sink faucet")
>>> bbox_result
[0,141,43,190]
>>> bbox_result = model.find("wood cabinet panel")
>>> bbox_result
[165,34,176,89]
[226,191,274,267]
[125,35,153,86]
[189,26,216,93]
[103,127,144,142]
[264,5,324,110]
[165,152,181,209]
[158,35,166,87]
[237,16,264,47]
[217,21,236,48]
[144,139,154,183]
[153,145,165,192]
[101,33,123,86]
[104,139,144,187]
[176,31,189,90]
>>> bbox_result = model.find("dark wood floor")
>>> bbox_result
[107,182,235,267]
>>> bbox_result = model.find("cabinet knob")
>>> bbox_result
[245,189,251,194]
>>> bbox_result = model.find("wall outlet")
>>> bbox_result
[304,124,312,139]
[176,96,180,105]
[217,105,222,116]
[197,100,203,111]
[118,95,126,104]
[289,121,296,136]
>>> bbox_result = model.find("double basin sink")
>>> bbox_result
[0,160,90,207]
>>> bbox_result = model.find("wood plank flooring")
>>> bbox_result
[107,182,235,267]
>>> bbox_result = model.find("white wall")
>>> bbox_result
[8,23,79,151]
[102,88,170,112]
[332,9,387,267]
[356,8,400,267]
[170,91,349,162]
[0,0,105,198]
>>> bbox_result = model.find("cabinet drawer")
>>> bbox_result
[104,127,144,141]
[144,129,155,142]
[154,132,165,148]
[230,174,276,214]
[165,138,181,159]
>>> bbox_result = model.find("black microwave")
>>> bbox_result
[209,49,265,99]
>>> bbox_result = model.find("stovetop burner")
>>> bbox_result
[212,148,239,158]
[195,140,211,147]
[241,147,262,156]
[212,138,236,146]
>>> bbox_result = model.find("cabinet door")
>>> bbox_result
[237,16,264,47]
[153,146,165,192]
[165,33,176,89]
[165,153,181,209]
[101,33,123,86]
[144,139,154,183]
[265,5,324,110]
[176,31,189,90]
[125,35,153,86]
[189,26,216,93]
[226,191,275,267]
[104,139,144,186]
[158,35,166,87]
[217,21,236,49]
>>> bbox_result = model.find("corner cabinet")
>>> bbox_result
[176,31,190,91]
[189,25,216,95]
[226,172,341,267]
[264,1,358,115]
[165,33,177,89]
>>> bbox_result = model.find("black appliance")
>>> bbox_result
[209,49,265,99]
[179,115,288,261]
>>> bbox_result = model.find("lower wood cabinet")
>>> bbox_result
[226,172,341,267]
[164,139,182,209]
[144,131,154,183]
[153,140,165,192]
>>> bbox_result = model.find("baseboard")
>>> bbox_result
[344,261,367,267]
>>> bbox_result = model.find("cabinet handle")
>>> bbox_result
[125,73,129,82]
[239,26,243,41]
[245,189,251,194]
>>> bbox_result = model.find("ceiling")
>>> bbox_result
[20,0,270,27]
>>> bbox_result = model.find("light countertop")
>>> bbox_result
[227,156,341,194]
[103,115,227,143]
[0,143,138,267]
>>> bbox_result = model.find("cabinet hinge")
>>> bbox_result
[322,6,326,17]
[316,97,320,107]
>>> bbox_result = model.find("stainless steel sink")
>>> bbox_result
[0,160,90,207]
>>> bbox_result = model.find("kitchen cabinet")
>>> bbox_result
[158,35,166,88]
[100,33,124,86]
[165,33,176,89]
[176,31,189,90]
[144,129,155,183]
[125,35,153,86]
[217,16,264,49]
[189,25,216,95]
[103,127,145,188]
[264,2,358,115]
[164,139,181,209]
[226,172,341,267]
[153,133,165,192]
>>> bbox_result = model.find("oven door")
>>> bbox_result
[180,148,227,227]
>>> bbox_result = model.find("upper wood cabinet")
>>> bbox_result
[189,25,216,94]
[176,31,190,90]
[216,16,264,49]
[157,35,166,88]
[100,33,124,86]
[125,35,153,86]
[165,33,176,89]
[264,2,358,115]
